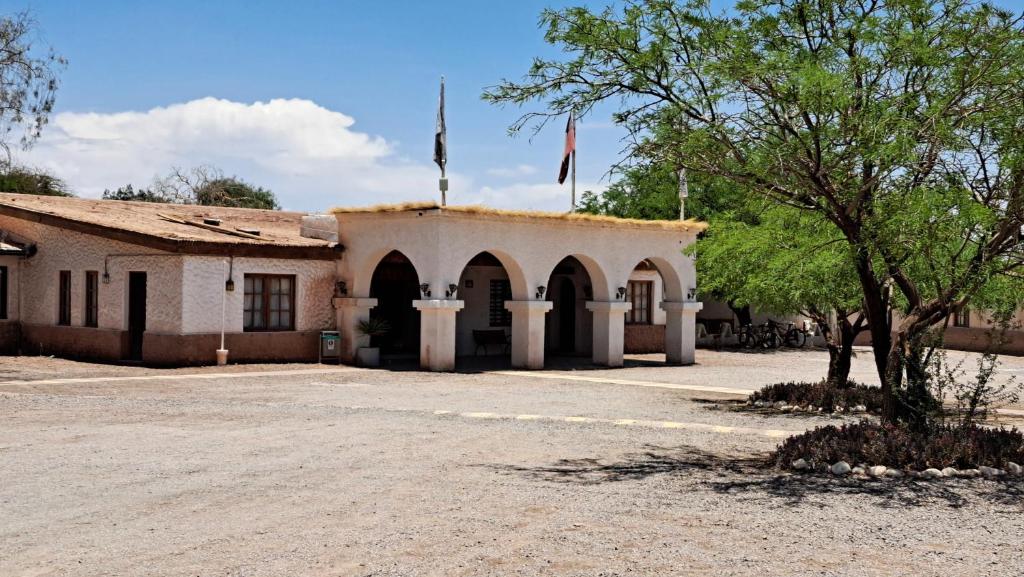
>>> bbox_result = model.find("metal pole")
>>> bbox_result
[571,149,576,212]
[440,165,447,207]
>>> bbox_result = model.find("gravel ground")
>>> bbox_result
[2,357,1022,577]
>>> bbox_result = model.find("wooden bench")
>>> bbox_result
[473,329,510,356]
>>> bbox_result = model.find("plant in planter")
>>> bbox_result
[355,318,390,367]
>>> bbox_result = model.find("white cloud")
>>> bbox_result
[485,164,537,178]
[18,97,592,213]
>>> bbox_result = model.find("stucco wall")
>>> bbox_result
[336,210,699,305]
[0,217,183,333]
[180,256,335,334]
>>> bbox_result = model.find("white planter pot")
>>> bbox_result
[356,347,380,367]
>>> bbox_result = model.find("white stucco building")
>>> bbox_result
[0,194,705,369]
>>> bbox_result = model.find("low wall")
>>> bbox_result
[142,331,322,366]
[853,327,1024,356]
[624,324,665,354]
[20,324,126,361]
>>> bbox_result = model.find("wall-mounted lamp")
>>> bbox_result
[336,280,348,296]
[687,287,697,301]
[535,285,546,299]
[102,257,111,284]
[420,283,431,298]
[225,256,235,292]
[446,283,458,298]
[617,286,627,300]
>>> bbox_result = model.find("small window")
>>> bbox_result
[244,274,295,331]
[0,266,7,320]
[954,308,970,328]
[489,279,512,327]
[58,270,71,326]
[626,281,653,325]
[84,271,99,328]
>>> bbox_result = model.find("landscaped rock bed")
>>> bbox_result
[774,421,1024,481]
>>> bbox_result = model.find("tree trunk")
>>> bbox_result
[852,248,895,420]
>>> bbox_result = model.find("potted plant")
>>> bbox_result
[355,317,390,367]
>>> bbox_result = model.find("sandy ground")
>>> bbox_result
[1,351,1023,576]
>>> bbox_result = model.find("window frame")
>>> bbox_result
[243,273,297,332]
[84,271,99,328]
[488,279,512,327]
[58,270,71,326]
[626,280,653,325]
[953,308,970,328]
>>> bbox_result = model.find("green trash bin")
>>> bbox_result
[319,331,341,364]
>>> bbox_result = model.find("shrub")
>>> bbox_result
[749,380,883,413]
[773,421,1024,471]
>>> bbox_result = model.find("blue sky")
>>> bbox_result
[5,0,1024,211]
[4,0,630,211]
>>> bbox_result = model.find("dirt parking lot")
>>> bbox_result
[2,349,1022,576]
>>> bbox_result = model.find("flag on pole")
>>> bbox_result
[557,110,575,184]
[434,77,447,172]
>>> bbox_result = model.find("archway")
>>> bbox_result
[545,256,595,358]
[369,250,420,356]
[622,259,669,355]
[454,251,520,365]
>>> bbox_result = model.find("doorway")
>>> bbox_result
[557,278,576,352]
[127,272,147,361]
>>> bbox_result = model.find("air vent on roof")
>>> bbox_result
[203,217,222,226]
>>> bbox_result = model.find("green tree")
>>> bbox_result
[0,165,71,196]
[485,0,1024,424]
[153,165,280,210]
[102,184,168,203]
[0,12,65,160]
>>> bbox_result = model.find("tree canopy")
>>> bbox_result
[0,165,71,196]
[486,0,1024,423]
[0,12,65,163]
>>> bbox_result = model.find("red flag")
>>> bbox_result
[557,111,575,184]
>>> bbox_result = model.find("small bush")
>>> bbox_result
[749,380,883,413]
[773,421,1024,471]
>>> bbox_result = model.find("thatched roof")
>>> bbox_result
[332,201,707,232]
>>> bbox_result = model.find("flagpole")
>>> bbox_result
[570,148,576,213]
[570,108,576,213]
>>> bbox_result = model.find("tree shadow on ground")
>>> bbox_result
[487,444,1024,509]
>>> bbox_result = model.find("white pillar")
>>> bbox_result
[413,299,464,372]
[505,300,553,369]
[662,301,703,365]
[333,297,378,363]
[585,301,631,367]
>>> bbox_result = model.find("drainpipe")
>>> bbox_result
[216,258,229,366]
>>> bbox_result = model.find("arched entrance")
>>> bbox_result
[454,251,516,366]
[369,250,420,356]
[545,256,594,358]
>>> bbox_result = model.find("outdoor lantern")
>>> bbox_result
[617,286,627,300]
[336,280,348,296]
[101,271,111,284]
[687,287,697,301]
[225,278,235,292]
[446,283,458,298]
[420,283,431,297]
[535,285,546,299]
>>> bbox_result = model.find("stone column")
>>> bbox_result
[333,297,378,363]
[505,300,553,369]
[413,299,464,372]
[585,301,632,367]
[662,301,703,365]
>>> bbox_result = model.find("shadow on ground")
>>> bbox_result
[487,444,1024,509]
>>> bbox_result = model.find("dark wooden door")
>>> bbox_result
[558,278,576,352]
[127,272,147,361]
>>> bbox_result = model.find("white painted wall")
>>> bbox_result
[0,218,183,332]
[180,256,335,334]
